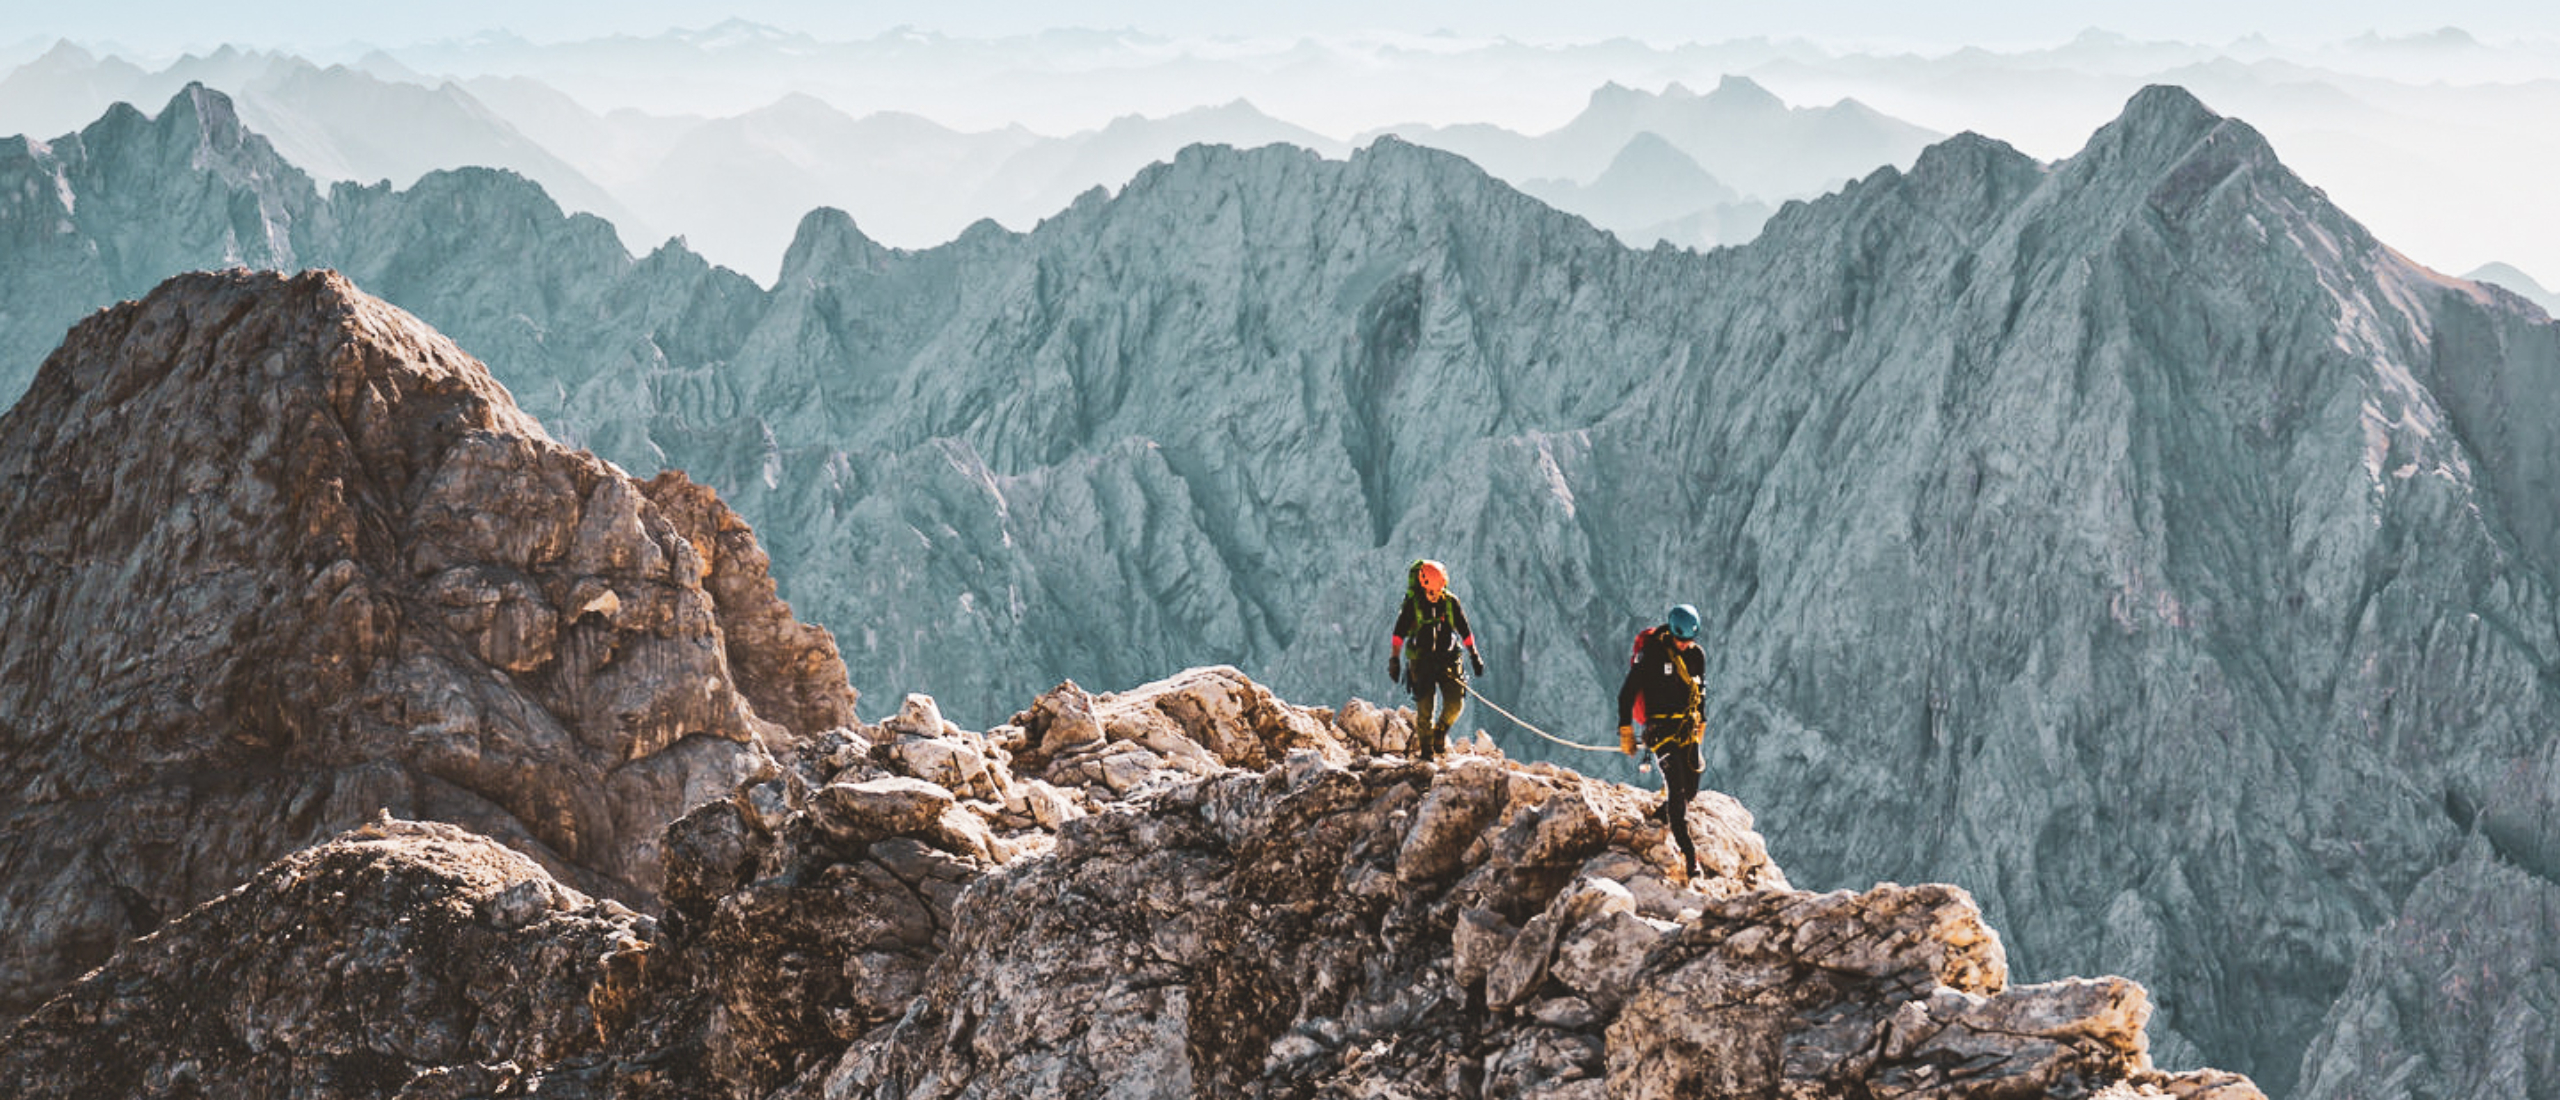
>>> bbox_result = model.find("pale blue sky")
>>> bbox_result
[9,0,2552,54]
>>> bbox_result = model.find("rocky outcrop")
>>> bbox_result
[0,818,653,1098]
[0,667,2258,1100]
[0,268,854,1019]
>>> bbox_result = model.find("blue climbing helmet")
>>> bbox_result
[1665,603,1701,640]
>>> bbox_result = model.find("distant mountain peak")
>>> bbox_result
[2352,25,2485,50]
[1586,81,1648,111]
[1178,98,1278,123]
[677,17,805,49]
[2122,82,2217,121]
[1886,130,2048,225]
[30,38,95,67]
[1604,131,1711,179]
[2464,262,2560,315]
[779,206,891,280]
[2070,27,2136,47]
[1905,129,2040,182]
[1352,131,1491,181]
[1706,74,1786,112]
[1573,130,1738,210]
[753,90,847,121]
[2077,84,2273,176]
[165,82,257,152]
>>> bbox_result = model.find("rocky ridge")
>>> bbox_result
[1,662,2262,1100]
[0,268,855,1019]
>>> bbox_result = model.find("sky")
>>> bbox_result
[11,0,2558,56]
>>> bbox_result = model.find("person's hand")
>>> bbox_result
[1387,654,1402,684]
[1619,725,1636,755]
[1468,649,1485,677]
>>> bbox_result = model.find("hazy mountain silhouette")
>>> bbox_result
[0,41,650,247]
[1518,132,1774,248]
[1374,76,1941,205]
[2465,261,2560,315]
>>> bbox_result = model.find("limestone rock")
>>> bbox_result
[0,818,650,1099]
[0,269,854,1018]
[2294,835,2560,1100]
[814,777,956,844]
[780,673,2226,1100]
[0,666,2247,1100]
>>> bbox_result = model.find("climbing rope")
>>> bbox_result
[1467,691,1624,755]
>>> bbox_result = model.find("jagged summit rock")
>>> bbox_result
[0,664,2261,1100]
[2053,83,2291,222]
[777,206,897,280]
[0,268,855,1019]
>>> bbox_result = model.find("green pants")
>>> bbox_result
[1413,675,1466,760]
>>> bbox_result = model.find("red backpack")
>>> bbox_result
[1626,625,1666,724]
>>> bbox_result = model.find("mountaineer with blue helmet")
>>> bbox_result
[1617,603,1707,878]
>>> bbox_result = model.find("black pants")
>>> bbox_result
[1412,674,1466,760]
[1650,723,1702,871]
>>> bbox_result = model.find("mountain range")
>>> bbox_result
[17,27,2554,293]
[1515,133,1769,251]
[0,41,652,247]
[3,79,2558,1099]
[0,41,1933,275]
[1375,76,1935,212]
[253,21,2560,291]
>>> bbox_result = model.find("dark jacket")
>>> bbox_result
[1617,629,1704,730]
[1394,592,1473,681]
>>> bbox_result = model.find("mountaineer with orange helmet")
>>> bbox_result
[1388,558,1484,762]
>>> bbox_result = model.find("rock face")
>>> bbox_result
[0,818,653,1098]
[2292,834,2560,1100]
[6,83,2560,1096]
[0,269,855,1019]
[0,666,2259,1100]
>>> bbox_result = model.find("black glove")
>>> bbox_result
[1387,653,1402,684]
[1468,649,1484,677]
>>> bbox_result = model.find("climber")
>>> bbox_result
[1619,603,1707,879]
[1388,559,1484,762]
